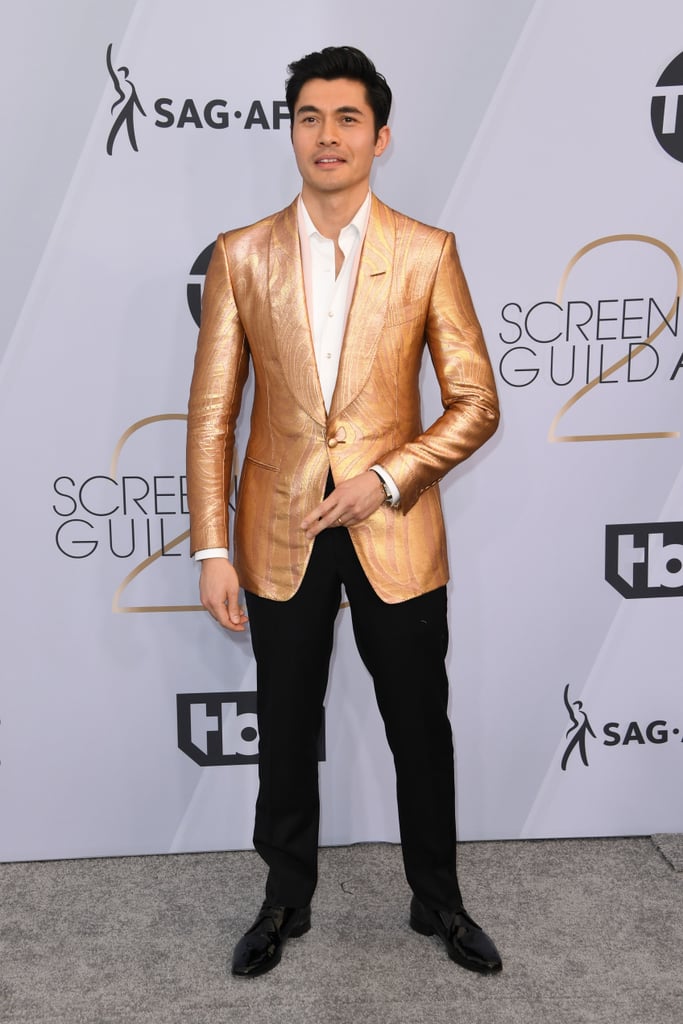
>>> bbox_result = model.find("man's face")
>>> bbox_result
[291,78,390,202]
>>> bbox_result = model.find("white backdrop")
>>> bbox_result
[1,0,682,861]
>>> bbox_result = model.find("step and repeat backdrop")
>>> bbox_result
[1,0,682,861]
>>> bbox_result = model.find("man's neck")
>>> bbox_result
[300,184,370,241]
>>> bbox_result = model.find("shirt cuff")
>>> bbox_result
[194,547,230,561]
[370,464,400,507]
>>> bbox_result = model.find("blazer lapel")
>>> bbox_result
[329,196,395,418]
[268,200,327,425]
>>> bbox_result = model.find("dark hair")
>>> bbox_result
[285,46,392,137]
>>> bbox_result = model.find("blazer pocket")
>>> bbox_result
[244,455,279,472]
[384,299,427,327]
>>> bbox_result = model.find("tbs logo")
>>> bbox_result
[187,242,216,327]
[605,522,683,598]
[177,691,259,766]
[177,692,325,766]
[651,51,683,163]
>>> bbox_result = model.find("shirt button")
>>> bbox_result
[328,311,335,317]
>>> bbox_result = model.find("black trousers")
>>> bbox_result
[245,523,464,913]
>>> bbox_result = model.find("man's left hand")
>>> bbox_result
[301,471,387,539]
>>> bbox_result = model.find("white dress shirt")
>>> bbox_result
[298,192,368,410]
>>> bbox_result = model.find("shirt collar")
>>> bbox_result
[297,191,372,244]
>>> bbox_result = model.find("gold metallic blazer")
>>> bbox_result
[187,196,499,603]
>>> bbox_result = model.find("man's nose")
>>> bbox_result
[317,118,339,145]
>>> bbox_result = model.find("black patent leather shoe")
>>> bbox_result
[231,902,311,978]
[409,896,502,974]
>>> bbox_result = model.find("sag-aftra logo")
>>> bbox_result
[105,43,290,155]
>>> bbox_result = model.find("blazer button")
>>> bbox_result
[327,426,346,448]
[328,437,338,448]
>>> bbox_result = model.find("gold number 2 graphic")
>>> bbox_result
[548,235,682,443]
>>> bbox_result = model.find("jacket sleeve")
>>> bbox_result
[380,232,499,513]
[186,233,250,554]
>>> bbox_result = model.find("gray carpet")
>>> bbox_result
[1,837,682,1024]
[652,833,683,872]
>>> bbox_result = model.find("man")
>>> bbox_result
[187,45,501,978]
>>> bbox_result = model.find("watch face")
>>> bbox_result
[371,469,392,504]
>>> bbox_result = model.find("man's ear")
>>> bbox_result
[374,124,391,157]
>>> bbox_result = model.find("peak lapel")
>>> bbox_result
[329,197,395,419]
[269,201,326,425]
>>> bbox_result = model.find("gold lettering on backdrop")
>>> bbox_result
[548,235,682,443]
[110,414,201,613]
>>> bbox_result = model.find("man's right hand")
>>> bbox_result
[199,558,248,632]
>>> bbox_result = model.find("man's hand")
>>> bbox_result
[301,471,386,539]
[199,557,248,632]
